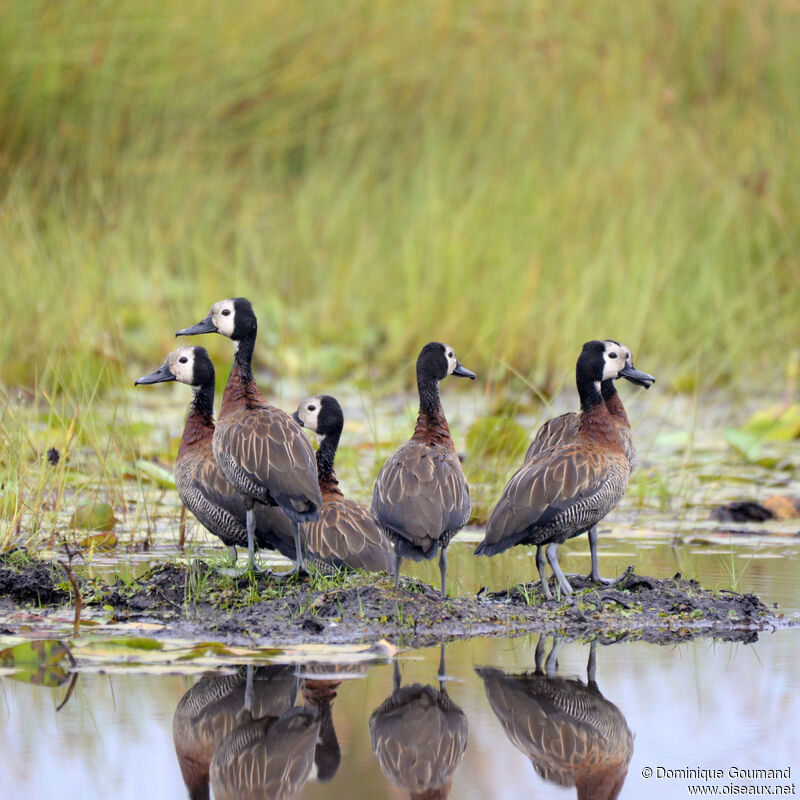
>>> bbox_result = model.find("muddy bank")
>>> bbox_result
[0,552,790,647]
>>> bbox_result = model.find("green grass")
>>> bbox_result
[0,0,798,400]
[1,0,799,546]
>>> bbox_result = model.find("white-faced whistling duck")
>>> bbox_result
[292,395,394,574]
[477,636,633,800]
[474,340,654,599]
[177,298,322,575]
[521,341,654,587]
[135,346,300,567]
[369,645,468,800]
[209,703,320,800]
[371,342,476,595]
[172,664,298,800]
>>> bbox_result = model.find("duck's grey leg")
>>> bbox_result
[536,545,552,600]
[545,638,562,678]
[587,525,613,584]
[587,640,598,688]
[439,547,447,597]
[393,659,401,692]
[545,542,573,597]
[393,545,401,588]
[245,502,258,572]
[244,664,254,713]
[534,634,547,673]
[228,545,237,565]
[268,522,309,579]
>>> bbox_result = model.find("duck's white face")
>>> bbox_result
[601,340,633,381]
[443,344,459,375]
[166,347,197,384]
[209,299,236,338]
[295,395,323,433]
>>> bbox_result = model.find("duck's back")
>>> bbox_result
[371,440,470,559]
[213,404,322,517]
[525,412,581,462]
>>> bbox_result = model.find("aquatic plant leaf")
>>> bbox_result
[176,641,235,660]
[78,531,118,550]
[70,502,116,531]
[0,640,73,687]
[741,405,800,442]
[723,429,763,461]
[100,637,164,651]
[135,460,177,489]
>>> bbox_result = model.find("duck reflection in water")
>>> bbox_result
[300,666,347,783]
[206,662,322,800]
[173,664,298,800]
[477,637,633,800]
[370,645,469,800]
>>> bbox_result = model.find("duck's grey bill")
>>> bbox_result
[453,363,477,380]
[291,410,304,426]
[135,363,175,386]
[176,315,217,336]
[619,364,655,388]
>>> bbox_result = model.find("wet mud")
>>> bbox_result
[0,551,790,648]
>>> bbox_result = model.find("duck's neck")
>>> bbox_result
[578,373,620,446]
[178,381,215,457]
[316,432,343,498]
[218,336,262,417]
[412,373,454,449]
[601,379,630,428]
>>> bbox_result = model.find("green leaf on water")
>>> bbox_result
[177,641,235,660]
[135,460,176,489]
[70,502,116,531]
[101,637,164,651]
[723,428,763,461]
[0,640,73,687]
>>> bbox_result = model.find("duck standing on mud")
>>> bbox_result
[372,342,476,596]
[475,340,654,599]
[292,394,394,574]
[520,340,654,589]
[177,298,322,574]
[135,346,301,567]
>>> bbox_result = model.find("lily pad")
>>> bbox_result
[70,502,116,532]
[0,639,73,687]
[78,531,118,550]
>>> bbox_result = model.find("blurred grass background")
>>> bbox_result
[0,0,798,397]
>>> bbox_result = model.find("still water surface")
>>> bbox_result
[2,625,798,799]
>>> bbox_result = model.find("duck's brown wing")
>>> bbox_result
[371,442,470,558]
[213,405,322,519]
[525,412,580,462]
[305,498,394,573]
[476,443,626,555]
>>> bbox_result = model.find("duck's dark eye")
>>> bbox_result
[609,352,618,359]
[179,357,188,364]
[448,352,454,358]
[221,309,231,316]
[308,405,316,411]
